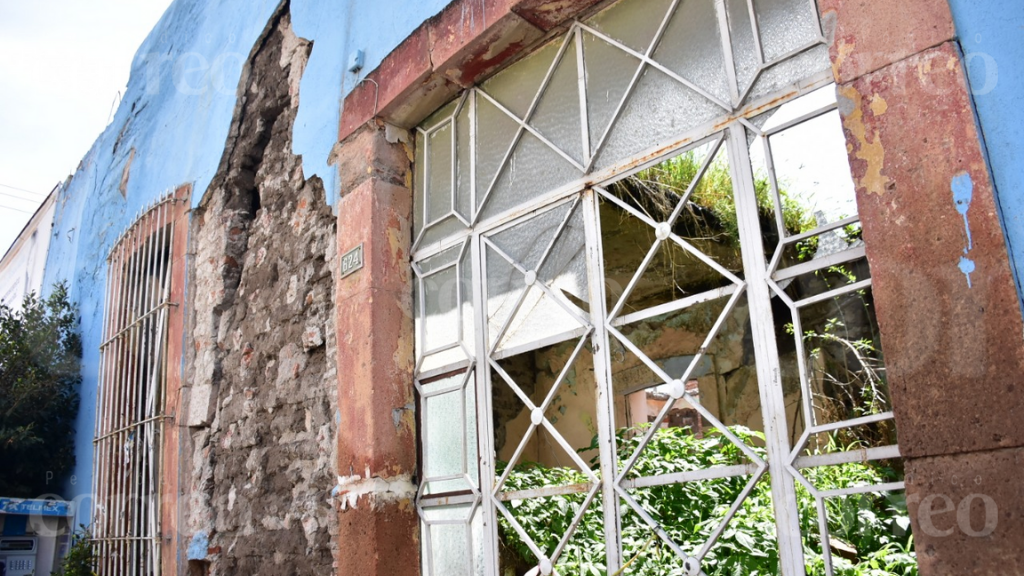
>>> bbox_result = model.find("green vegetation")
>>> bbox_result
[612,150,816,243]
[499,426,915,576]
[0,283,81,496]
[51,527,95,576]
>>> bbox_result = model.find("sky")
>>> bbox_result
[0,0,175,256]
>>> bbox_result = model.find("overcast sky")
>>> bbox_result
[0,0,174,256]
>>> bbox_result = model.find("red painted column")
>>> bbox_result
[821,1,1024,573]
[333,121,420,576]
[162,184,192,576]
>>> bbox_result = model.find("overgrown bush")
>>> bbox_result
[0,283,81,496]
[51,526,95,576]
[498,426,916,576]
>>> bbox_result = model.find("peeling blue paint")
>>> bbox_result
[187,530,209,560]
[40,0,456,522]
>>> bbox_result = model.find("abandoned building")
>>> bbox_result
[2,0,1022,574]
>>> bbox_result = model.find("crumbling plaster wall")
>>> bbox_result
[181,5,339,574]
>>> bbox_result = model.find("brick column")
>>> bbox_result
[821,1,1024,573]
[333,121,419,576]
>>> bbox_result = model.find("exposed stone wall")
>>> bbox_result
[181,3,339,574]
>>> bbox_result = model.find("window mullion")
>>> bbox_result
[725,123,806,575]
[470,230,500,576]
[581,187,624,574]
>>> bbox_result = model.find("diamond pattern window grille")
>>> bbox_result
[412,0,907,574]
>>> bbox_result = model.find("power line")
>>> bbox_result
[0,183,45,197]
[0,204,33,215]
[0,189,44,204]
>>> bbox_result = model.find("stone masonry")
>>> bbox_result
[180,3,339,574]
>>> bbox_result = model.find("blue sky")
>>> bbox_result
[0,0,173,254]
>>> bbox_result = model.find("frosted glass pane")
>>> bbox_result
[414,131,426,235]
[583,31,643,157]
[475,94,520,211]
[428,123,454,224]
[485,250,527,350]
[417,245,472,372]
[531,36,583,165]
[595,66,722,172]
[754,0,819,62]
[460,247,476,361]
[424,387,475,493]
[481,41,559,119]
[479,132,582,222]
[424,265,460,353]
[418,244,461,274]
[727,0,760,97]
[653,0,730,104]
[422,505,478,576]
[586,0,675,53]
[421,98,459,132]
[456,100,473,221]
[418,216,469,253]
[489,202,572,271]
[487,205,589,352]
[768,110,857,225]
[538,207,588,305]
[499,285,584,352]
[746,43,829,103]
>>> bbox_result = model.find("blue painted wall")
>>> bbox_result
[291,0,450,206]
[39,0,453,522]
[948,0,1024,312]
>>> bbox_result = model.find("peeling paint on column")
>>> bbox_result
[837,84,891,196]
[953,171,976,287]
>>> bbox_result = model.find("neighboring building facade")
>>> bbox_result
[9,0,1023,575]
[0,188,56,309]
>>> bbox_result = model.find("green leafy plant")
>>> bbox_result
[51,526,95,576]
[611,151,816,244]
[0,283,82,496]
[498,426,915,576]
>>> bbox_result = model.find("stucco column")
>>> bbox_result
[820,1,1024,573]
[333,120,420,576]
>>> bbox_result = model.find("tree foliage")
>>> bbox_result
[0,283,82,496]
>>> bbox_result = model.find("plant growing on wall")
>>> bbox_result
[0,283,81,497]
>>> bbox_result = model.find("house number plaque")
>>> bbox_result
[339,243,364,279]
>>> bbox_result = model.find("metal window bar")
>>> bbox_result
[92,195,177,576]
[411,0,905,574]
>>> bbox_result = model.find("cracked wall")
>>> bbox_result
[180,4,339,575]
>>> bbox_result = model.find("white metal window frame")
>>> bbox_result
[411,1,903,575]
[92,194,180,576]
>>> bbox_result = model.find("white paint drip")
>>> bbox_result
[332,473,416,510]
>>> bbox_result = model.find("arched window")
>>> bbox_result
[411,0,910,574]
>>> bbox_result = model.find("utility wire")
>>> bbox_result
[0,190,44,203]
[0,204,33,215]
[0,183,45,197]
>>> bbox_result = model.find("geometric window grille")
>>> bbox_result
[92,194,179,576]
[413,0,910,575]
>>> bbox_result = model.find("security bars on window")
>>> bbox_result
[93,195,177,576]
[412,0,905,575]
